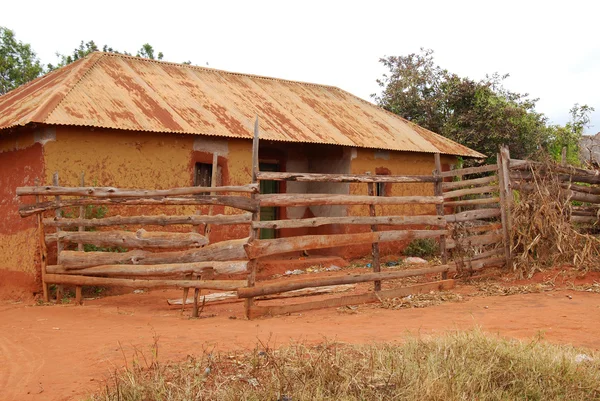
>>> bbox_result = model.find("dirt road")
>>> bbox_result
[1,282,599,401]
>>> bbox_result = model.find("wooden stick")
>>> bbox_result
[168,284,357,306]
[367,179,381,291]
[20,195,259,217]
[258,194,442,207]
[440,164,498,178]
[244,230,448,259]
[43,274,246,291]
[43,213,252,229]
[445,208,501,223]
[443,185,498,199]
[245,116,261,319]
[53,172,63,303]
[46,229,208,249]
[497,149,512,269]
[46,261,248,276]
[255,171,438,183]
[442,175,497,190]
[248,280,455,318]
[434,153,448,279]
[252,215,446,230]
[34,178,49,302]
[59,237,249,268]
[16,184,259,197]
[444,197,500,207]
[238,265,454,299]
[76,171,85,305]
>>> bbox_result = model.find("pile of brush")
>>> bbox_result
[510,160,600,277]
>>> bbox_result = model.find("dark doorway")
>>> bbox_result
[259,162,280,239]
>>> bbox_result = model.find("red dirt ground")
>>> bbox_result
[1,268,600,401]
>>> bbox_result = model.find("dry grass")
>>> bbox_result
[379,291,463,309]
[511,161,600,277]
[88,330,600,401]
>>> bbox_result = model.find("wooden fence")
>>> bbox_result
[16,122,513,319]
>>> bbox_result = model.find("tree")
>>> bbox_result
[48,41,164,71]
[0,27,44,95]
[137,43,163,60]
[374,49,552,161]
[547,104,595,165]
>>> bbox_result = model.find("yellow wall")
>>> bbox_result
[349,149,456,216]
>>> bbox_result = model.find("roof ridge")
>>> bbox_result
[96,51,343,91]
[34,53,105,123]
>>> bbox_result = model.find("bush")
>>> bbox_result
[402,238,439,258]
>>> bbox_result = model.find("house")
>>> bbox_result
[0,52,484,295]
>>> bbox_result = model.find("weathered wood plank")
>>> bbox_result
[440,164,498,178]
[59,237,249,268]
[20,195,258,217]
[238,265,453,298]
[258,194,443,207]
[442,175,497,190]
[444,197,500,207]
[252,215,446,230]
[443,185,498,199]
[46,261,248,276]
[445,208,501,223]
[46,229,208,249]
[249,280,455,318]
[43,213,252,228]
[16,184,259,197]
[244,230,447,259]
[167,284,357,306]
[44,274,246,291]
[255,171,438,183]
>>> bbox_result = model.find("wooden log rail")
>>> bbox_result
[258,194,443,207]
[444,208,501,223]
[255,171,439,183]
[19,195,259,217]
[239,255,505,299]
[16,184,259,197]
[43,213,252,228]
[443,185,498,199]
[46,229,208,249]
[440,164,498,178]
[44,274,245,291]
[59,238,249,268]
[442,175,497,190]
[244,230,448,259]
[47,261,248,276]
[252,215,446,230]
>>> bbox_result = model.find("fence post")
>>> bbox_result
[366,175,381,291]
[53,172,64,302]
[75,172,85,305]
[433,153,448,278]
[497,146,513,269]
[245,117,260,319]
[34,178,49,302]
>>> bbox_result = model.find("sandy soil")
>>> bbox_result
[1,269,599,401]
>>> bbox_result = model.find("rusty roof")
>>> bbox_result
[0,52,484,158]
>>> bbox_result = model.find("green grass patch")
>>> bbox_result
[88,330,600,400]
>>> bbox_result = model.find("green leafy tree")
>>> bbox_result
[547,104,595,165]
[48,41,164,71]
[0,27,44,95]
[137,43,163,60]
[374,49,552,161]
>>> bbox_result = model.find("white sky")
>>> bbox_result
[3,0,599,134]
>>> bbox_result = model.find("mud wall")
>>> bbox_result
[0,129,46,298]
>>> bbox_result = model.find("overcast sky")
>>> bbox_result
[3,0,599,134]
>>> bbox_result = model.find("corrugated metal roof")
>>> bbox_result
[0,52,485,158]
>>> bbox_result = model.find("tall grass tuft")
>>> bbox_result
[89,330,600,401]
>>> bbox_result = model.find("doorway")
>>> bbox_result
[259,162,280,239]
